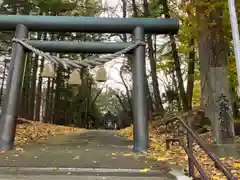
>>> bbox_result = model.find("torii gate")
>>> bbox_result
[0,15,179,152]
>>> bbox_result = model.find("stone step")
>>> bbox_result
[0,167,191,180]
[0,175,168,180]
[0,167,169,177]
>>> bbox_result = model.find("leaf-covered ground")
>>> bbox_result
[1,118,83,153]
[119,122,240,180]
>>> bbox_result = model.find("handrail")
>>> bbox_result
[165,113,237,180]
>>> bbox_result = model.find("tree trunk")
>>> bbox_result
[172,71,182,110]
[21,53,32,119]
[34,55,43,121]
[142,0,165,116]
[27,53,34,119]
[49,69,55,124]
[54,65,64,125]
[131,0,154,117]
[121,0,134,117]
[44,77,51,123]
[162,0,189,111]
[34,29,47,121]
[0,60,7,104]
[29,52,39,120]
[186,38,195,109]
[185,2,196,110]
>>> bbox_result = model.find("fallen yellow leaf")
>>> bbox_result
[118,120,240,179]
[234,162,240,168]
[5,118,83,150]
[139,168,150,173]
[157,157,167,161]
[122,153,132,156]
[219,157,225,161]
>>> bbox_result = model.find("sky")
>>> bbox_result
[93,0,167,93]
[90,0,130,92]
[103,0,119,7]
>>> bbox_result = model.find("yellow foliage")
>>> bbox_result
[139,168,150,173]
[192,80,201,107]
[14,118,83,148]
[119,123,240,180]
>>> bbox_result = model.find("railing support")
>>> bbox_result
[187,116,194,177]
[165,111,237,180]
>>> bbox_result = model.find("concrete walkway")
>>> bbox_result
[0,130,186,179]
[0,175,170,180]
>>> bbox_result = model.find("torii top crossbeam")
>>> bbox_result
[0,15,179,34]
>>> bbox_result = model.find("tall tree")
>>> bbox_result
[161,0,189,111]
[131,0,154,117]
[142,0,165,115]
[184,0,196,109]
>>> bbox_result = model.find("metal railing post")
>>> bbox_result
[187,115,194,177]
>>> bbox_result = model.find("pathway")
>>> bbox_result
[0,130,188,179]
